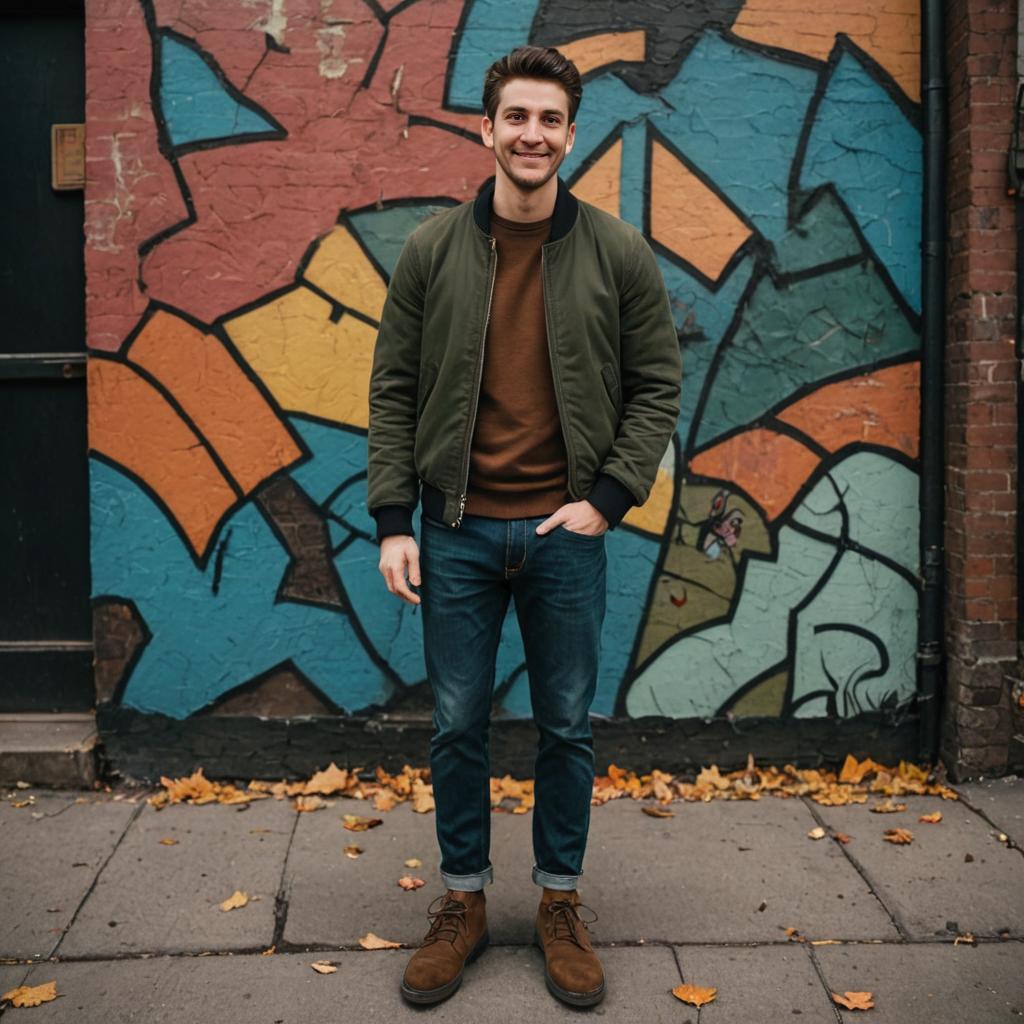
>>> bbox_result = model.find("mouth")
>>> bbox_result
[513,152,549,161]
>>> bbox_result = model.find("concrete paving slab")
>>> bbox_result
[58,797,295,957]
[0,964,33,1012]
[0,716,98,788]
[571,797,897,943]
[811,794,1024,939]
[956,778,1024,849]
[673,943,835,1022]
[11,945,683,1022]
[815,941,1024,1022]
[0,792,139,959]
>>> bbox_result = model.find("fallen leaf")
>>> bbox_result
[398,876,426,891]
[344,844,363,859]
[404,858,422,868]
[219,890,249,911]
[374,789,399,812]
[310,960,337,974]
[294,795,327,813]
[642,805,675,818]
[304,762,354,796]
[954,931,976,945]
[343,815,383,832]
[919,811,942,824]
[833,832,853,844]
[810,939,841,945]
[410,778,436,814]
[807,826,826,840]
[261,945,276,956]
[671,983,717,1007]
[831,991,874,1010]
[158,838,179,846]
[870,799,907,814]
[11,799,33,809]
[359,932,402,949]
[1,982,57,1007]
[883,827,914,845]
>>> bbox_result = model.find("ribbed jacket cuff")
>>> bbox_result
[585,474,636,529]
[372,505,415,541]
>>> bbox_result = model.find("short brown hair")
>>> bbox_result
[482,46,582,124]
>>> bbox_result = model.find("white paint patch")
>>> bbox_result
[242,0,287,48]
[316,24,348,79]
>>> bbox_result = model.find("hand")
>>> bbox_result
[535,500,609,538]
[378,535,421,605]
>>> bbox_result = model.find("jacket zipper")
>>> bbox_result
[453,236,498,527]
[541,246,578,497]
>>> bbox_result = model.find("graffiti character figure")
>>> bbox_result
[700,488,744,560]
[367,46,680,1010]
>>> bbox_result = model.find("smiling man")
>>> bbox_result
[367,46,682,1007]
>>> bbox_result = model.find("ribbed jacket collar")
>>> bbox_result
[472,175,578,242]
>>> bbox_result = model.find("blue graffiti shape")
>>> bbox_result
[90,457,394,718]
[158,32,284,153]
[798,46,922,313]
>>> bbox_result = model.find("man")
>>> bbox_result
[367,46,681,1007]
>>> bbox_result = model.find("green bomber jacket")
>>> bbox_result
[366,176,682,539]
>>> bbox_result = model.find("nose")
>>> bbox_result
[521,116,544,144]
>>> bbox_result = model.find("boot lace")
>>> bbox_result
[422,893,469,946]
[544,899,598,949]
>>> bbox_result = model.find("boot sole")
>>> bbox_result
[400,930,490,1005]
[533,933,606,1007]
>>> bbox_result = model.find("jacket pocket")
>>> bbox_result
[416,360,439,420]
[600,362,621,413]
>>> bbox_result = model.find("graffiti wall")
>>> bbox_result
[87,0,922,728]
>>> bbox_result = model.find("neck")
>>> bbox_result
[491,170,557,222]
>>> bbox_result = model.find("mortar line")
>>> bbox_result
[804,940,847,1023]
[800,795,910,940]
[951,789,1024,861]
[47,799,146,961]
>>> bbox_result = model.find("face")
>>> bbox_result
[481,77,576,193]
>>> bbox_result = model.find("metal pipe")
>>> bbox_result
[917,0,947,763]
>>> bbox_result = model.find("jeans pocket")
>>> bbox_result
[557,524,605,542]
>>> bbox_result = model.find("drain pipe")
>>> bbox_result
[917,0,947,764]
[1012,11,1024,716]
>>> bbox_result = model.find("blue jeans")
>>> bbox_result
[419,511,607,892]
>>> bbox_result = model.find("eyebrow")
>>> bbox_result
[502,105,565,117]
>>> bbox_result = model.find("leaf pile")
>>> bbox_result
[148,754,957,815]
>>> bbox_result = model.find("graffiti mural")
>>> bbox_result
[87,0,922,725]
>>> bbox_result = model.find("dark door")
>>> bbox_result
[0,3,92,710]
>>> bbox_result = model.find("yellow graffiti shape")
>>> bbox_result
[302,225,389,323]
[650,140,752,282]
[554,30,647,77]
[225,286,377,430]
[732,0,920,102]
[572,138,622,219]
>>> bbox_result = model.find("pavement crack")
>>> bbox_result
[47,800,146,961]
[270,807,301,950]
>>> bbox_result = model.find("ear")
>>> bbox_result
[481,115,494,150]
[565,120,576,156]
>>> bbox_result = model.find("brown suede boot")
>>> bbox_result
[400,889,489,1005]
[534,888,605,1006]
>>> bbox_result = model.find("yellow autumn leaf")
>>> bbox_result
[883,827,914,845]
[158,838,179,845]
[919,811,942,823]
[807,826,826,840]
[261,945,276,956]
[359,932,401,949]
[342,815,383,832]
[671,983,717,1007]
[374,789,399,812]
[404,857,422,868]
[410,778,435,814]
[2,982,57,1007]
[294,795,327,813]
[870,798,907,814]
[642,805,675,818]
[304,762,355,796]
[219,890,249,911]
[310,960,337,974]
[831,990,874,1010]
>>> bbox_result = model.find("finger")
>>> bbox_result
[535,511,564,535]
[408,548,421,588]
[383,565,396,595]
[393,570,421,605]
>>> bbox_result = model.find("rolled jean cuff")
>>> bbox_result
[440,864,493,892]
[532,866,580,891]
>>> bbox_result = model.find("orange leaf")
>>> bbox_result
[642,805,674,818]
[158,837,179,845]
[404,857,422,868]
[410,778,435,814]
[294,795,327,813]
[870,799,907,814]
[359,932,401,949]
[883,827,914,844]
[304,762,354,796]
[343,815,383,832]
[919,811,942,824]
[833,832,853,844]
[831,990,874,1010]
[261,945,276,956]
[2,982,57,1007]
[398,876,425,891]
[671,983,717,1007]
[310,960,337,974]
[219,890,249,911]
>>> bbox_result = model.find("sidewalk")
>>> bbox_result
[1,775,1022,1023]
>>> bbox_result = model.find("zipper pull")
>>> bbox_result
[453,492,467,528]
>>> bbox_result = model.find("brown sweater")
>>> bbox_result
[463,211,570,518]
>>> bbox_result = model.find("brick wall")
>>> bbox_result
[943,0,1023,777]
